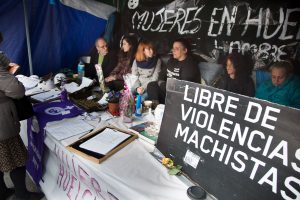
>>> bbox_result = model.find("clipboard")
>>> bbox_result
[67,125,137,164]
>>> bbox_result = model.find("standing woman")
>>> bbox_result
[105,35,137,91]
[131,41,161,100]
[216,52,255,97]
[0,33,43,200]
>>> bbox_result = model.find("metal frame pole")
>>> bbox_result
[23,0,33,75]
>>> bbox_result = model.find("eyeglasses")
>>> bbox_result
[172,47,182,51]
[97,44,108,49]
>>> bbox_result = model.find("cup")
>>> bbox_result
[144,100,152,111]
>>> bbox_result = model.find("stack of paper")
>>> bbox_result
[26,87,48,96]
[45,118,94,140]
[16,75,40,90]
[79,128,130,155]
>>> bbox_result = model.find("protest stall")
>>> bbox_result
[2,1,300,200]
[19,78,300,200]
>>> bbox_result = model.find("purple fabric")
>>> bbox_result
[26,101,83,185]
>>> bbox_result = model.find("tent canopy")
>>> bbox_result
[0,0,116,76]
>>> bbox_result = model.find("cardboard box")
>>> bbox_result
[67,125,137,164]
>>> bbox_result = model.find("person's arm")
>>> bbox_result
[7,63,20,74]
[0,52,10,68]
[110,56,132,80]
[0,52,24,98]
[131,60,141,90]
[131,60,139,76]
[3,74,25,99]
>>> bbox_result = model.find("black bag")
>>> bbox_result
[13,96,34,120]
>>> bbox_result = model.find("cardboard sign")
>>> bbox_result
[157,79,300,200]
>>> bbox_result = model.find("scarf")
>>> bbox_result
[136,57,157,69]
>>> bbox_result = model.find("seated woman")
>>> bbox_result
[147,38,200,104]
[256,61,300,109]
[105,35,137,91]
[215,52,255,97]
[131,40,161,101]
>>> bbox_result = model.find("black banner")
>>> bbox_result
[157,79,300,200]
[123,0,300,69]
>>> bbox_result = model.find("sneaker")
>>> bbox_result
[12,191,44,200]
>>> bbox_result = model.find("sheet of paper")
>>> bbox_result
[79,77,93,88]
[79,128,130,155]
[64,82,79,93]
[16,75,40,90]
[25,87,48,96]
[30,89,61,102]
[46,118,94,141]
[64,77,93,93]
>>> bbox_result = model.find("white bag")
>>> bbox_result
[123,74,139,92]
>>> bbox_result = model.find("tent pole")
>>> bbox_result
[23,0,33,75]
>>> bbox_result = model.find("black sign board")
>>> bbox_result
[157,79,300,200]
[123,0,300,69]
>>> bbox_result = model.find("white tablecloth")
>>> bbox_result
[27,112,191,200]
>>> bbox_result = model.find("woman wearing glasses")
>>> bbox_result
[147,38,200,104]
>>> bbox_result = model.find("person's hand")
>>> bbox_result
[105,76,115,82]
[7,63,20,74]
[137,87,144,94]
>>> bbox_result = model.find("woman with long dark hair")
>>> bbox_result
[105,35,137,91]
[215,52,255,97]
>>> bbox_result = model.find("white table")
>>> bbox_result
[23,112,192,200]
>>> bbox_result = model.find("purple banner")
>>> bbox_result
[27,101,83,184]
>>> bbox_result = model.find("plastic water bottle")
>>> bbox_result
[77,62,85,80]
[135,94,142,117]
